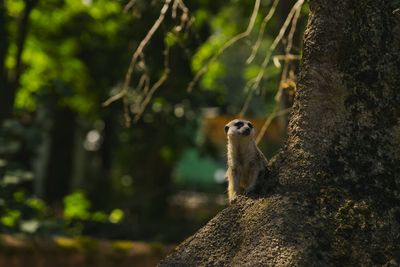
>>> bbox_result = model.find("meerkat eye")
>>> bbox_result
[248,123,253,129]
[234,121,244,128]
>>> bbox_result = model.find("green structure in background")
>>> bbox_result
[174,148,225,189]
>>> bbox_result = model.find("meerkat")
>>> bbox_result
[224,119,268,203]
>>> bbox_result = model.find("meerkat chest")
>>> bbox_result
[230,150,252,171]
[233,153,255,179]
[228,141,258,179]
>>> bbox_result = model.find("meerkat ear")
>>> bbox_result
[224,125,229,134]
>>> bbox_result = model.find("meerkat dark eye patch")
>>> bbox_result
[248,123,253,128]
[224,125,229,133]
[234,121,244,128]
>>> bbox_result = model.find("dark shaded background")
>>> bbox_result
[0,0,307,251]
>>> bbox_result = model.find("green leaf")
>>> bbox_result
[165,32,178,47]
[26,197,47,213]
[91,211,108,222]
[1,210,21,227]
[109,209,124,224]
[63,191,91,220]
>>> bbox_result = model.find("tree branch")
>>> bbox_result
[186,0,261,92]
[103,0,172,107]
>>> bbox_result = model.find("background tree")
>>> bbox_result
[161,0,400,265]
[0,0,38,123]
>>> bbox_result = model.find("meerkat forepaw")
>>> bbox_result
[228,194,238,204]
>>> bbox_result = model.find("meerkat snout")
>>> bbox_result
[242,127,251,136]
[224,119,267,203]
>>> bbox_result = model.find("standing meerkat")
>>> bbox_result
[224,119,268,203]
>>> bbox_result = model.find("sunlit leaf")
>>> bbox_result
[26,197,47,213]
[109,209,124,224]
[1,210,21,227]
[165,32,178,47]
[63,191,91,220]
[91,211,108,222]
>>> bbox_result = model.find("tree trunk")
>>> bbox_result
[0,0,37,124]
[44,107,76,204]
[160,0,400,266]
[0,0,9,122]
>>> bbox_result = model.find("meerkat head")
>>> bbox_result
[224,119,255,139]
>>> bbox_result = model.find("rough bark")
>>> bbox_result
[160,0,400,266]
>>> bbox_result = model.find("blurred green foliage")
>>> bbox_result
[64,191,92,220]
[0,0,308,242]
[0,187,124,235]
[6,0,131,114]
